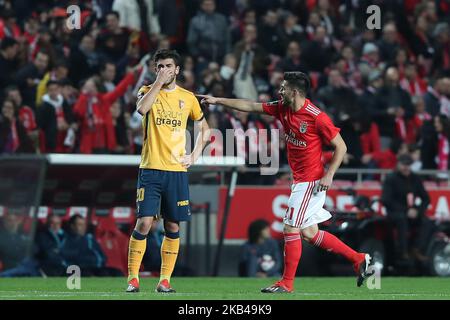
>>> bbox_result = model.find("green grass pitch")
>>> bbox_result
[0,277,450,300]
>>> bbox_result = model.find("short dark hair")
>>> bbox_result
[47,80,61,88]
[106,11,120,19]
[248,219,270,244]
[100,60,116,72]
[54,60,69,70]
[283,71,310,96]
[68,214,84,227]
[0,37,18,50]
[153,49,181,67]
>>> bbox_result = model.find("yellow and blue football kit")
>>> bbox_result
[127,84,204,287]
[135,85,204,221]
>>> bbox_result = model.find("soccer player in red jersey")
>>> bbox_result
[198,72,372,293]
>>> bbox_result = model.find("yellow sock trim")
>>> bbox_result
[159,236,179,283]
[127,235,146,282]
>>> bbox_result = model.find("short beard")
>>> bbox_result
[282,96,291,105]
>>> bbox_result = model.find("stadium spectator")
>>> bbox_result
[381,154,433,263]
[157,0,183,43]
[61,214,106,276]
[98,61,117,93]
[409,144,423,172]
[338,116,365,169]
[0,99,34,153]
[4,86,39,146]
[438,77,450,116]
[238,219,282,278]
[278,12,305,54]
[433,115,450,175]
[231,8,256,44]
[361,138,405,171]
[110,100,131,154]
[14,51,50,109]
[358,69,383,121]
[276,40,308,73]
[377,22,400,63]
[233,23,270,98]
[112,0,160,36]
[218,53,237,93]
[431,22,450,75]
[301,25,334,73]
[36,60,70,107]
[400,62,427,97]
[69,34,101,86]
[424,76,447,117]
[375,67,414,144]
[37,80,77,153]
[73,69,138,154]
[60,79,79,107]
[256,10,283,56]
[96,11,130,63]
[187,0,231,67]
[316,68,358,121]
[0,37,19,90]
[358,42,384,77]
[32,26,58,69]
[390,47,408,77]
[0,9,21,40]
[35,214,67,276]
[316,0,336,36]
[0,214,29,271]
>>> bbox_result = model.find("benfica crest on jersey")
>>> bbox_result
[179,100,185,109]
[300,121,308,133]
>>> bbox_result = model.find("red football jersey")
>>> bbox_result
[262,99,340,183]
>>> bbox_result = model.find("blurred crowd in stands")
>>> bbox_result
[0,213,172,277]
[1,0,450,183]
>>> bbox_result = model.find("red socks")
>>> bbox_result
[310,230,360,263]
[281,233,302,290]
[280,230,362,290]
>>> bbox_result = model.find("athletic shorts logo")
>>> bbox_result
[177,200,189,206]
[300,121,308,134]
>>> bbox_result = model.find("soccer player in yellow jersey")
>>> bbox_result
[126,50,210,293]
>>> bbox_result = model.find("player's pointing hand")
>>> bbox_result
[196,94,219,106]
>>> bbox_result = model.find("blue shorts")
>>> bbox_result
[136,169,191,222]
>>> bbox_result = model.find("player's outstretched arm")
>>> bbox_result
[197,95,264,113]
[136,68,173,115]
[318,133,347,192]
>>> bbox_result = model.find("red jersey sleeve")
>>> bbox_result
[316,112,340,144]
[262,100,282,119]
